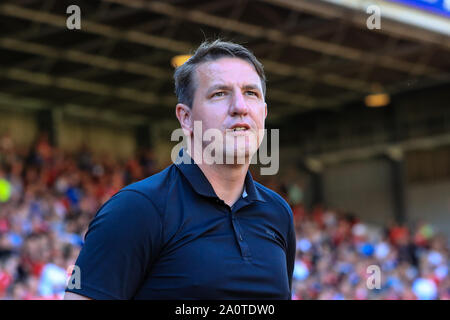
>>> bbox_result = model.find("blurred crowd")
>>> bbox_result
[257,175,449,300]
[288,205,449,300]
[0,132,448,300]
[0,132,157,299]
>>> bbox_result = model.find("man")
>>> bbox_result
[64,40,296,300]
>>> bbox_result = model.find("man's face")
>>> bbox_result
[188,57,267,162]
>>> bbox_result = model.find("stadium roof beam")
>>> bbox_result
[0,91,151,126]
[301,132,450,166]
[260,0,450,51]
[0,67,177,107]
[0,3,371,93]
[273,70,450,120]
[8,16,172,79]
[0,65,341,117]
[0,38,171,79]
[0,38,323,109]
[100,0,442,77]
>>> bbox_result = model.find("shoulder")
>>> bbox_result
[91,165,178,227]
[253,181,293,220]
[118,164,178,211]
[122,164,175,195]
[84,171,175,244]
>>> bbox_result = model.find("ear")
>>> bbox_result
[264,102,268,119]
[175,103,193,136]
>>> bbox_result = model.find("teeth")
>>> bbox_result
[233,127,246,131]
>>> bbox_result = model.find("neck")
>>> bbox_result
[186,147,249,207]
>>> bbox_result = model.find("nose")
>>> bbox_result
[229,90,249,117]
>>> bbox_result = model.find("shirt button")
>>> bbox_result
[239,234,243,241]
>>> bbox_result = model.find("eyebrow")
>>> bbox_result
[206,84,231,95]
[206,84,262,95]
[242,84,261,92]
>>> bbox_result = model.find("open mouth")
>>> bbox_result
[231,126,248,132]
[227,127,250,135]
[228,123,251,132]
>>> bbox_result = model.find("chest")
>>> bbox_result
[135,203,290,299]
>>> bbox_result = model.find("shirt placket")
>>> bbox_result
[228,202,252,260]
[216,197,252,260]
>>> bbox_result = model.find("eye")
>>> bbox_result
[245,90,258,97]
[212,91,226,98]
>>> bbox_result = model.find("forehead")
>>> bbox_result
[194,57,261,89]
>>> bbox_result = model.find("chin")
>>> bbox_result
[224,145,257,164]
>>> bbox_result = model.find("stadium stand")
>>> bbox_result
[0,133,448,300]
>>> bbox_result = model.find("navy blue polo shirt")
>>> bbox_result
[65,148,296,300]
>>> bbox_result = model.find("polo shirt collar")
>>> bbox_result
[174,148,266,203]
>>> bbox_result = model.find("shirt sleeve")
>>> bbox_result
[65,189,163,300]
